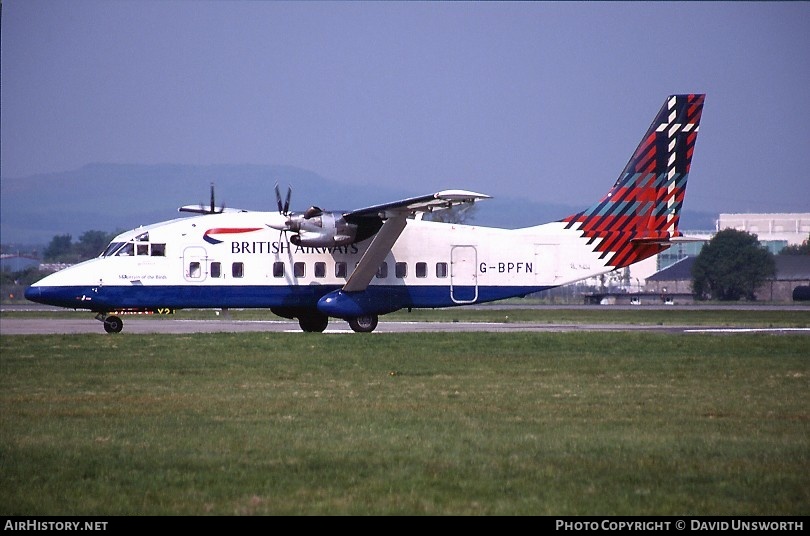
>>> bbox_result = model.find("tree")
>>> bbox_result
[76,230,116,259]
[43,234,74,262]
[41,230,119,263]
[780,233,810,255]
[692,229,776,301]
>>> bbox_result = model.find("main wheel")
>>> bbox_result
[298,313,329,333]
[103,315,123,334]
[348,315,378,333]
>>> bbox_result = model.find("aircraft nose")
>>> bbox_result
[24,285,41,303]
[23,284,82,308]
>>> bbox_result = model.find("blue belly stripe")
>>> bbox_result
[26,284,554,314]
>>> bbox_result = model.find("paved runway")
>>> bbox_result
[3,316,809,335]
[3,304,808,335]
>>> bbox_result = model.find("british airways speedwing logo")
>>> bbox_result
[203,228,262,245]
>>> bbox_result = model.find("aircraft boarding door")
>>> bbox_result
[183,246,208,282]
[450,245,478,304]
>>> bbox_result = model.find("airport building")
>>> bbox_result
[0,254,40,272]
[644,255,810,303]
[632,213,810,283]
[585,213,810,303]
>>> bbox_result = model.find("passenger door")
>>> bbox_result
[450,245,478,303]
[183,246,208,282]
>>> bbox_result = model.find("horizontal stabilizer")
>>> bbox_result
[630,234,706,246]
[668,235,707,243]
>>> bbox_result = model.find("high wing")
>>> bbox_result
[343,190,490,292]
[343,189,490,220]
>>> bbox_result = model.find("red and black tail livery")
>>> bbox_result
[563,94,705,268]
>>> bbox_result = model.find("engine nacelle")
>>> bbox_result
[288,211,359,247]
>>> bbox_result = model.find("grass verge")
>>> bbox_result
[1,331,808,515]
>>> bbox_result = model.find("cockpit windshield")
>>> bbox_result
[116,243,135,256]
[102,242,126,257]
[101,240,166,257]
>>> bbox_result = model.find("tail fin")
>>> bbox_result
[562,94,705,268]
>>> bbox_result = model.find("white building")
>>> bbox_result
[717,213,810,247]
[628,213,810,286]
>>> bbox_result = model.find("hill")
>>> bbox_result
[0,163,717,246]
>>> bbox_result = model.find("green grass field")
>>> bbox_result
[1,328,808,515]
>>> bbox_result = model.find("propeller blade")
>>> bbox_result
[283,186,292,215]
[274,183,284,214]
[210,183,216,213]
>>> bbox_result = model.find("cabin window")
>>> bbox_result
[189,262,201,278]
[273,262,285,278]
[211,262,221,278]
[137,244,149,256]
[376,262,388,279]
[294,262,306,278]
[314,262,326,278]
[416,262,427,278]
[436,262,448,278]
[335,262,347,278]
[232,262,244,278]
[151,244,166,256]
[395,262,407,278]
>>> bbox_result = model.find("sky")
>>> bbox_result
[2,1,809,215]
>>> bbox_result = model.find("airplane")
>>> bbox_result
[25,94,705,333]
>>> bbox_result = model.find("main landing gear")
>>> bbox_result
[347,315,378,333]
[296,312,379,333]
[298,312,330,333]
[95,313,123,334]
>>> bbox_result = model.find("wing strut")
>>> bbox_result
[342,215,408,292]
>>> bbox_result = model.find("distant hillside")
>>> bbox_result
[0,163,717,245]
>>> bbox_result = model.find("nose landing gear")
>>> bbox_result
[95,313,124,334]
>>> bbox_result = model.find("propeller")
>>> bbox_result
[275,183,292,216]
[268,182,294,233]
[179,182,226,214]
[203,182,226,213]
[266,183,346,246]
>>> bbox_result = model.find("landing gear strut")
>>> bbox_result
[348,314,378,333]
[95,313,123,334]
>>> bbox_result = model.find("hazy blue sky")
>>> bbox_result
[2,1,809,214]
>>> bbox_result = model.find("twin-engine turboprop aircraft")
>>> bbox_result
[26,94,705,333]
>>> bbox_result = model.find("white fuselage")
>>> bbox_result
[26,211,615,314]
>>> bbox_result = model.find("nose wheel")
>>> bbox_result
[95,313,124,334]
